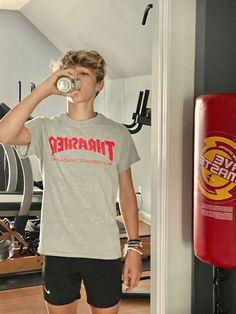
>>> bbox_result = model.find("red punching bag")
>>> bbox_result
[194,94,236,268]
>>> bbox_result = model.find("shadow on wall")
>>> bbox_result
[181,97,194,243]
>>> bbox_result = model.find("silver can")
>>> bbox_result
[56,77,81,93]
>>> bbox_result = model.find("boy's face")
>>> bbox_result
[66,64,103,104]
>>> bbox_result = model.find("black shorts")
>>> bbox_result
[42,255,122,308]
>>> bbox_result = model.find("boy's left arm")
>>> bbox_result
[118,167,143,292]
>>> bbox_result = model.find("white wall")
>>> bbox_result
[0,10,65,116]
[102,75,151,219]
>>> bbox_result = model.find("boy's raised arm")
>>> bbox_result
[0,68,78,145]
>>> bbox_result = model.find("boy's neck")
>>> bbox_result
[66,102,97,121]
[66,111,97,121]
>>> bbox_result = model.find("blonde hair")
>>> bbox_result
[53,50,106,82]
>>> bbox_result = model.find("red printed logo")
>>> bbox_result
[48,136,116,162]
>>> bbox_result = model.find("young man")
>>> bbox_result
[0,50,143,314]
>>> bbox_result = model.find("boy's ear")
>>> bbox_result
[96,80,104,92]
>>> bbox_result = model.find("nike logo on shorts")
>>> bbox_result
[44,286,51,294]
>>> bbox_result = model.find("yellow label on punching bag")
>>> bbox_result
[197,136,236,201]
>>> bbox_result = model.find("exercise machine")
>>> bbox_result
[0,103,43,275]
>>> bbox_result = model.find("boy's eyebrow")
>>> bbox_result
[76,67,92,73]
[78,68,90,72]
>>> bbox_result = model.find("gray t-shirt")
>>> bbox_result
[16,112,140,259]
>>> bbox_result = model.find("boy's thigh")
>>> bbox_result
[81,257,122,309]
[42,255,82,306]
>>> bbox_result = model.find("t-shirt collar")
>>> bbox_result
[58,112,104,127]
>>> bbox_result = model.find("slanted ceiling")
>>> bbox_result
[0,0,30,10]
[19,0,153,79]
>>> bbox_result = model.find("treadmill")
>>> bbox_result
[0,103,42,236]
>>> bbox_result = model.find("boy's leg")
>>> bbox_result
[89,302,120,314]
[45,300,78,314]
[82,258,122,313]
[42,256,82,313]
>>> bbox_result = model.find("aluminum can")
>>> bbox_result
[56,77,81,93]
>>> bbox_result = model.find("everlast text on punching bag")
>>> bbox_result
[194,94,236,268]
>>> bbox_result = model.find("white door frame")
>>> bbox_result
[151,1,170,312]
[151,0,196,313]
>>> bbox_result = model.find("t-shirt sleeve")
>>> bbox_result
[117,127,141,174]
[15,117,44,160]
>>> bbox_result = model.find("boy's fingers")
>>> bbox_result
[123,273,130,286]
[130,276,138,289]
[124,274,140,292]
